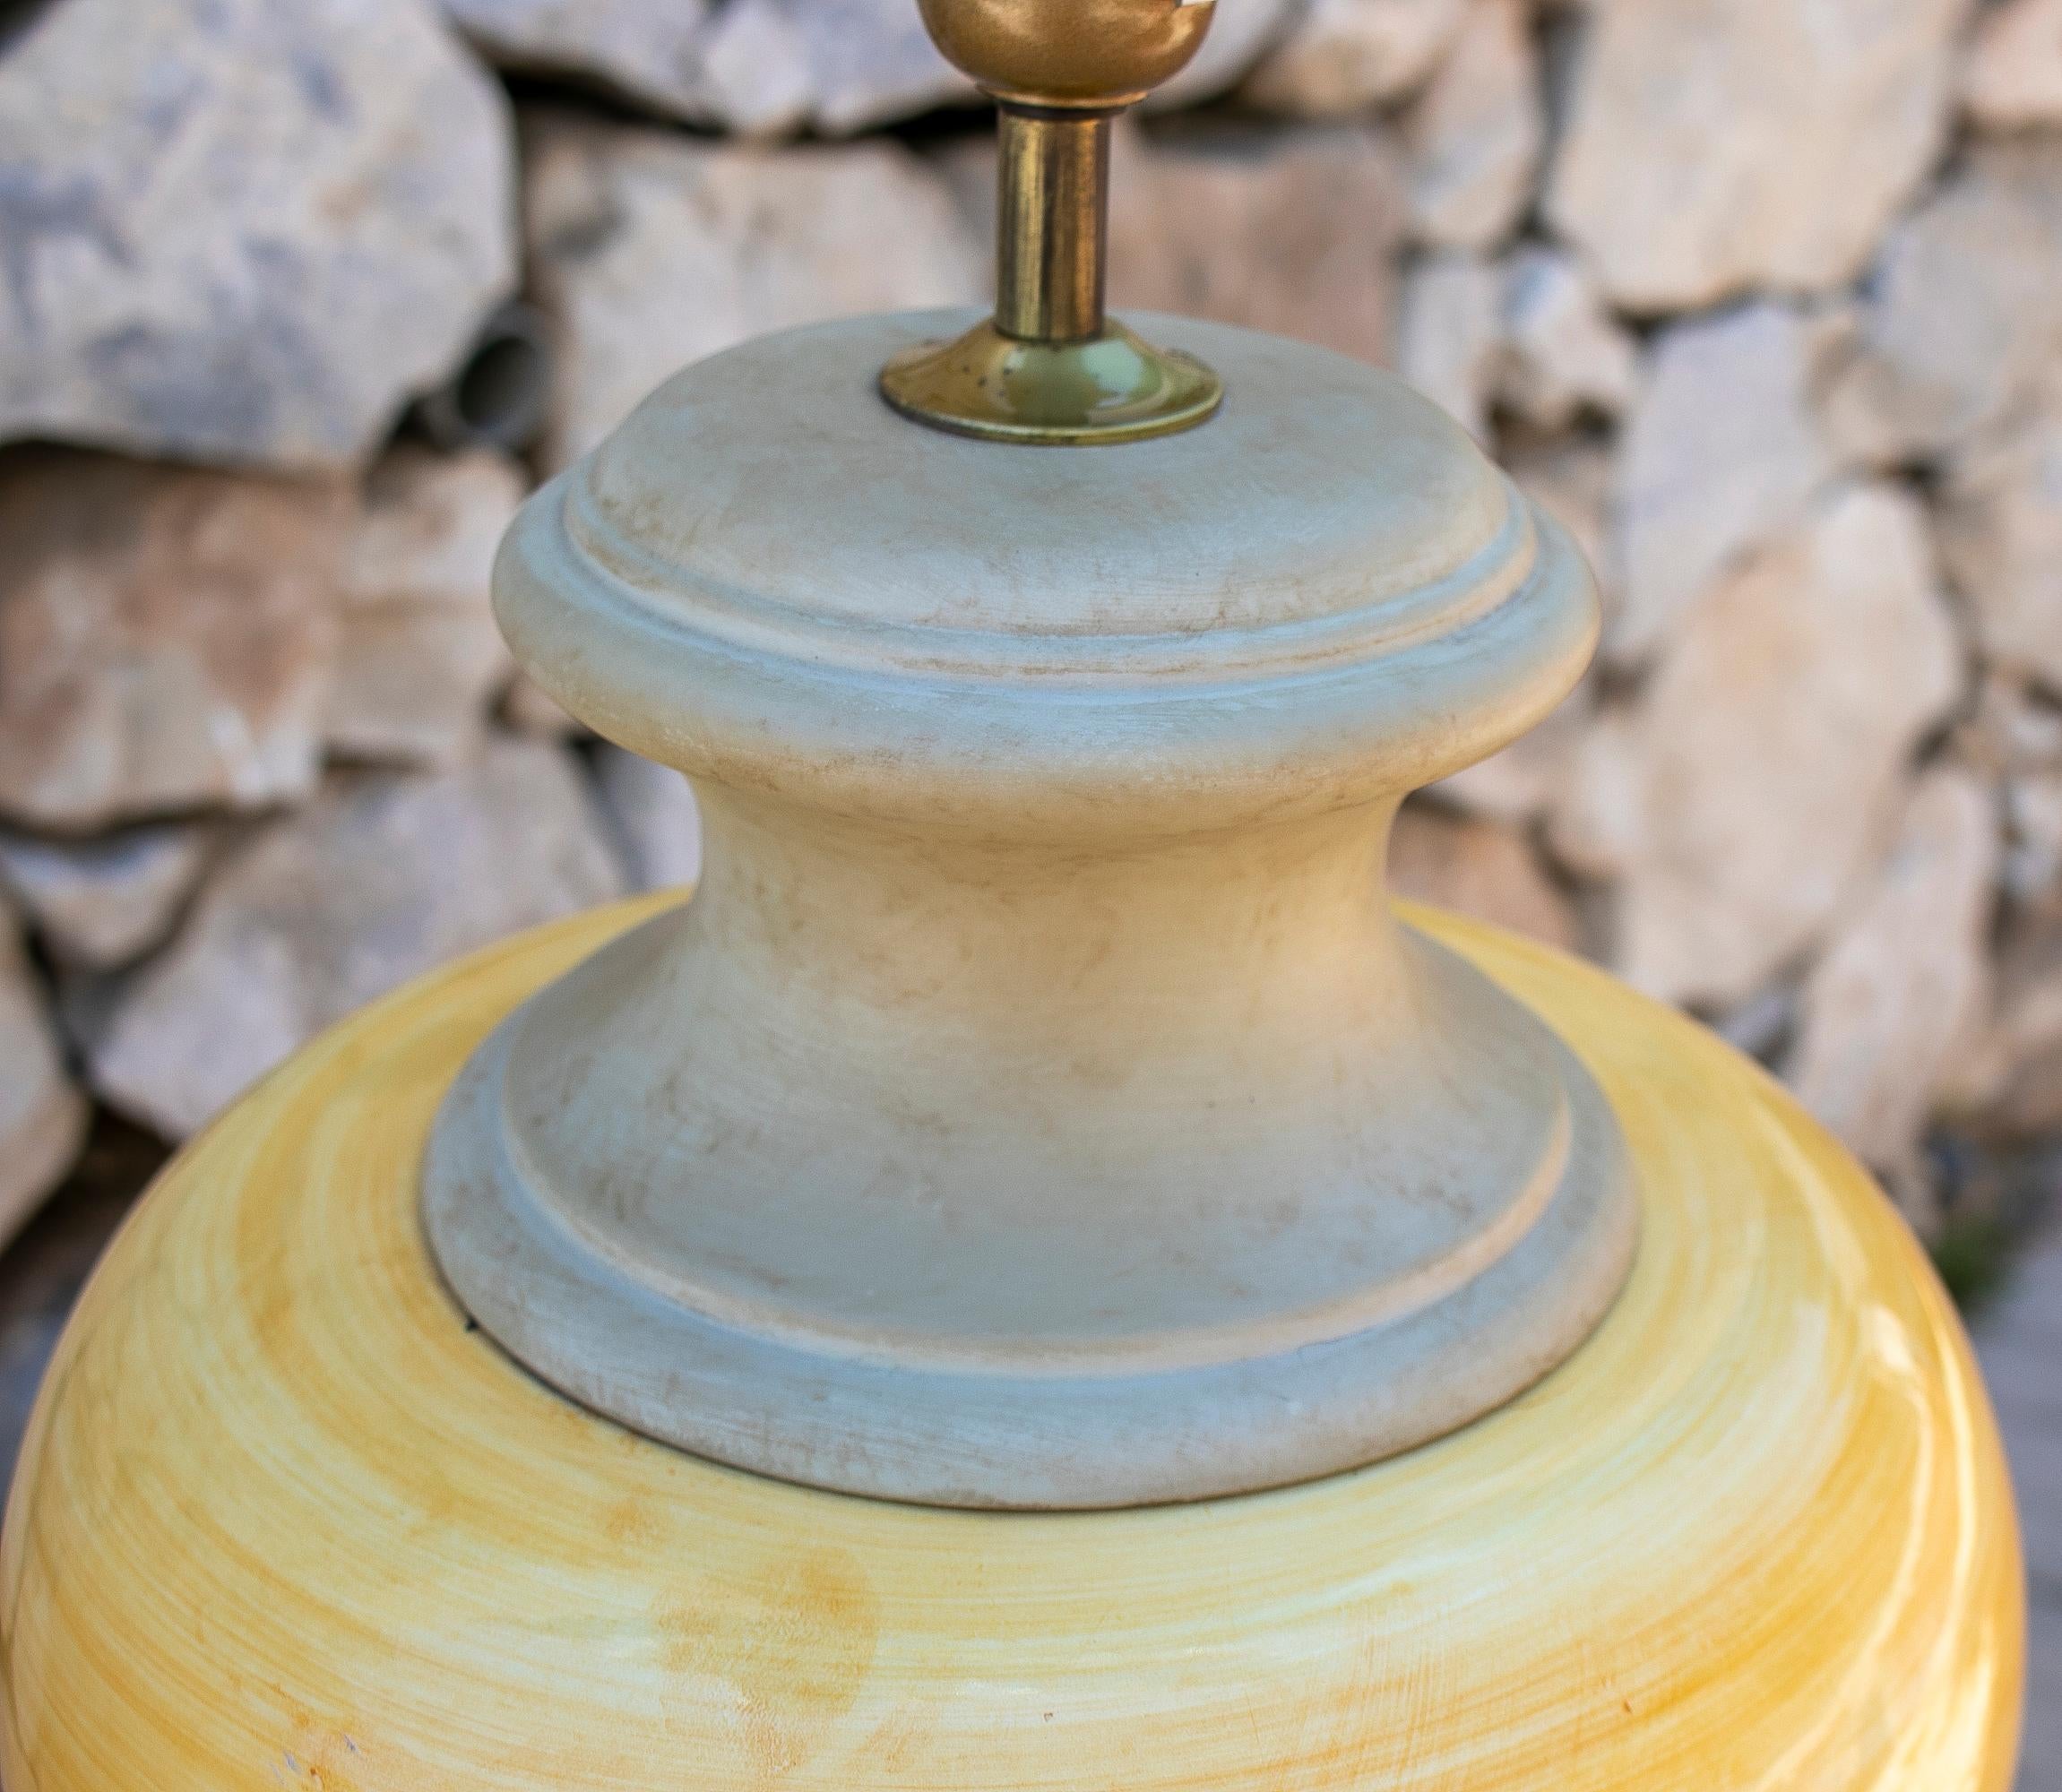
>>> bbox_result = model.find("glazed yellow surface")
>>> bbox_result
[0,899,2024,1789]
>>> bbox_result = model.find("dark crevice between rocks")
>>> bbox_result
[1928,1133,2062,1315]
[0,0,57,58]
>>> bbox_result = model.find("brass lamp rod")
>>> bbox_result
[995,104,1113,344]
[876,0,1222,443]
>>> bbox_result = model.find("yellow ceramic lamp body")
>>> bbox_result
[0,899,2022,1788]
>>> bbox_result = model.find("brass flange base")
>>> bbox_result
[879,316,1222,445]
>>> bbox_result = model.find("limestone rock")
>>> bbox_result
[0,823,216,972]
[74,740,623,1140]
[1789,766,2000,1171]
[1398,0,1542,251]
[1608,303,1844,666]
[706,0,968,134]
[1396,252,1502,438]
[676,0,966,137]
[1988,924,2062,1130]
[593,747,703,893]
[1389,805,1583,953]
[502,674,586,741]
[0,452,350,832]
[1936,397,2062,693]
[1436,678,1596,832]
[1107,123,1406,366]
[1575,483,1963,1009]
[1955,673,2062,780]
[0,918,87,1247]
[458,0,1290,134]
[1495,246,1635,431]
[449,0,971,136]
[1399,247,1635,443]
[1507,432,1616,607]
[444,0,721,121]
[0,0,516,469]
[1150,0,1306,109]
[1546,0,1970,310]
[324,449,525,770]
[1433,435,1612,825]
[1963,916,2062,1136]
[1713,983,1801,1067]
[1951,676,2062,909]
[1961,0,2062,130]
[527,117,984,468]
[1244,0,1469,114]
[1820,141,2062,465]
[1434,432,1617,830]
[2006,772,2062,915]
[1546,699,1644,884]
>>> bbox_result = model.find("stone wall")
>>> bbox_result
[0,0,2058,1241]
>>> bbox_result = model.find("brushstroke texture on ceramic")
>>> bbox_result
[0,899,2023,1789]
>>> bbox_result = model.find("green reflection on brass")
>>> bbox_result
[879,317,1223,446]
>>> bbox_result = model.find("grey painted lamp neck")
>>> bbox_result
[421,313,1637,1508]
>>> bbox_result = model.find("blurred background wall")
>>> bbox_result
[7,0,2057,1256]
[0,0,2059,1593]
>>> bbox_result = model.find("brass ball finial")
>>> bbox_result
[878,0,1224,444]
[918,0,1215,107]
